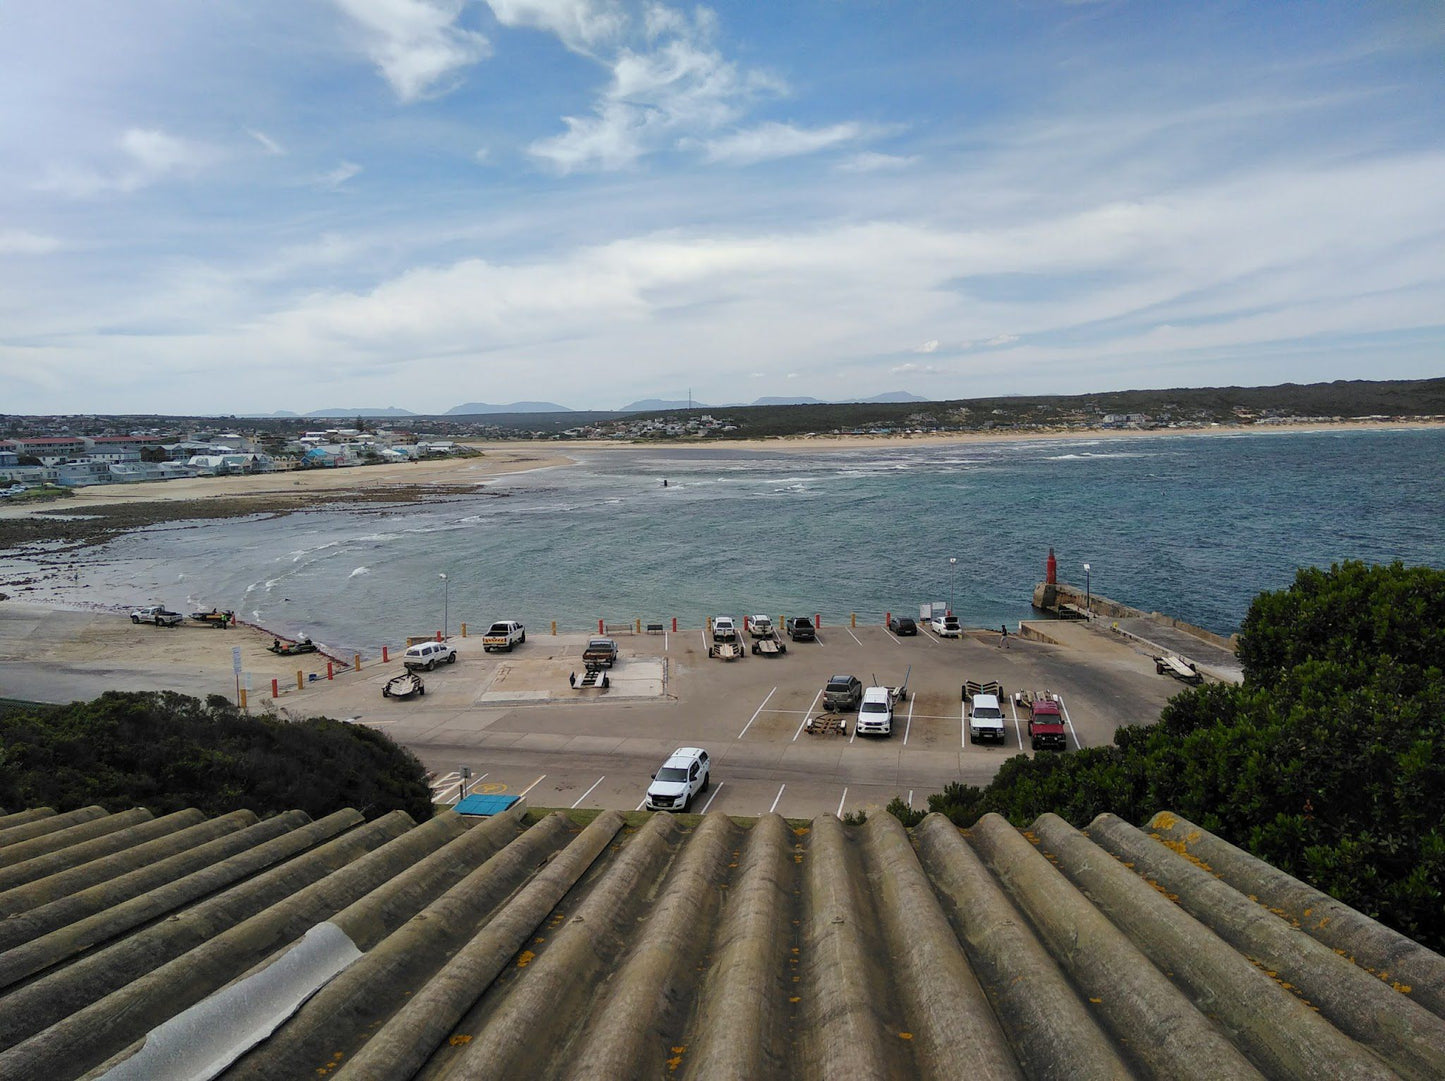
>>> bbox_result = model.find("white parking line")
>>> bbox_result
[961,699,968,749]
[1011,698,1024,748]
[769,784,787,814]
[883,627,900,644]
[635,796,648,811]
[737,687,778,740]
[908,789,914,809]
[700,628,709,651]
[844,627,863,646]
[792,689,823,741]
[1058,694,1084,750]
[519,774,546,798]
[570,775,605,809]
[700,782,724,813]
[902,697,914,745]
[836,787,848,818]
[849,713,860,744]
[663,631,669,651]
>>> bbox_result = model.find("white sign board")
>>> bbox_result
[232,646,242,674]
[920,604,933,621]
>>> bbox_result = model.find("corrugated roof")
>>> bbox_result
[0,802,1441,1081]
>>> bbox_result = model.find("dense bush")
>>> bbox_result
[904,561,1445,951]
[0,691,434,823]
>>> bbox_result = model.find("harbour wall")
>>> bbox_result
[1032,581,1240,654]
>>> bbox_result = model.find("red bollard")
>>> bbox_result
[598,618,604,633]
[382,645,389,662]
[671,616,677,632]
[271,678,279,699]
[435,630,442,642]
[743,615,749,632]
[327,661,334,680]
[815,612,821,627]
[886,611,891,626]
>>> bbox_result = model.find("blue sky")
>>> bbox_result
[2,0,1442,415]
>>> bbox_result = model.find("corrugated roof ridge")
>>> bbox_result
[334,810,626,1081]
[0,808,152,872]
[0,807,199,894]
[440,813,684,1080]
[222,811,577,1081]
[561,812,735,1081]
[0,806,106,850]
[677,812,794,1081]
[1037,812,1397,1081]
[0,810,314,993]
[1147,811,1445,1022]
[0,808,405,1077]
[971,812,1266,1080]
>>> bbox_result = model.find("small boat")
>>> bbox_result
[383,671,425,699]
[268,637,318,656]
[190,609,234,628]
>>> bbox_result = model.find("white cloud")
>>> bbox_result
[701,122,865,166]
[332,0,490,102]
[914,339,939,353]
[486,0,623,52]
[247,129,285,156]
[983,333,1018,347]
[835,151,917,173]
[0,229,61,255]
[529,7,786,172]
[473,146,491,163]
[316,161,363,190]
[34,128,212,197]
[891,361,942,375]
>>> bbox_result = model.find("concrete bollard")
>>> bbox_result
[271,678,279,699]
[296,669,303,690]
[551,620,557,635]
[461,622,467,637]
[382,645,389,662]
[327,661,334,680]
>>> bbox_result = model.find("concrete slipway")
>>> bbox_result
[0,803,1443,1081]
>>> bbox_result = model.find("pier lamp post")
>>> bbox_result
[949,557,957,614]
[439,573,449,640]
[1083,563,1091,619]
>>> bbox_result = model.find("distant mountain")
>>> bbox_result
[305,407,416,418]
[853,391,928,404]
[446,401,572,415]
[751,396,826,406]
[619,398,709,412]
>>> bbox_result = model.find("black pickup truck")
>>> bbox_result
[583,637,619,670]
[785,616,816,641]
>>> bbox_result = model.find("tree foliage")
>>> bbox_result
[897,561,1445,951]
[0,691,434,823]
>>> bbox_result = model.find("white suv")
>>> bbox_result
[403,641,456,670]
[712,616,738,642]
[645,747,711,812]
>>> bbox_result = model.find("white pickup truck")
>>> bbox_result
[482,620,526,652]
[712,616,738,642]
[855,686,895,737]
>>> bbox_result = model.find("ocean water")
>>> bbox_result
[43,428,1445,653]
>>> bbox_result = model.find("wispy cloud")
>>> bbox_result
[0,229,61,255]
[486,0,623,52]
[247,129,285,156]
[914,339,939,353]
[982,333,1018,346]
[315,161,363,190]
[332,0,491,102]
[892,361,942,375]
[34,128,212,197]
[701,121,866,166]
[836,151,917,173]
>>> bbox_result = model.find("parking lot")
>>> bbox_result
[324,618,1178,819]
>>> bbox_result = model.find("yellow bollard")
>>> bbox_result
[353,653,361,672]
[707,616,713,636]
[551,620,557,635]
[296,669,303,690]
[239,688,247,710]
[851,612,857,628]
[635,617,641,634]
[461,622,467,638]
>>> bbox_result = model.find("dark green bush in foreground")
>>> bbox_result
[0,691,433,823]
[907,561,1445,952]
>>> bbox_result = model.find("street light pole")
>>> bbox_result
[439,573,449,640]
[949,557,957,614]
[1083,563,1091,618]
